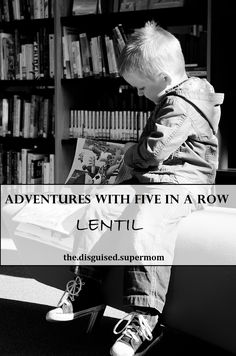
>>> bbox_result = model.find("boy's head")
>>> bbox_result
[118,22,186,103]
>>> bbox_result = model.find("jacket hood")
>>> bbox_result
[173,77,224,133]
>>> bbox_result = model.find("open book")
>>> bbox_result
[66,138,133,185]
[10,139,134,249]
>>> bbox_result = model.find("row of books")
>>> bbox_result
[0,0,54,22]
[0,146,54,184]
[69,109,151,141]
[0,95,54,138]
[72,0,184,15]
[62,25,207,79]
[0,29,54,80]
[118,0,184,11]
[62,25,127,79]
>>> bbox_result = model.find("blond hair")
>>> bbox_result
[118,21,186,79]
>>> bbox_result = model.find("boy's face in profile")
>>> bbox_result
[123,70,167,103]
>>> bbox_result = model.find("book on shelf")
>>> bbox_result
[112,26,126,53]
[0,144,4,184]
[97,0,124,13]
[0,32,14,80]
[148,0,184,9]
[113,0,120,12]
[62,27,94,78]
[92,0,151,13]
[72,0,98,15]
[119,0,151,11]
[69,109,150,141]
[0,29,54,80]
[120,0,135,12]
[27,151,45,184]
[21,147,30,184]
[105,35,119,77]
[0,95,54,139]
[12,95,21,137]
[49,153,54,183]
[2,0,10,21]
[0,0,54,21]
[71,39,83,78]
[0,98,9,137]
[79,32,92,77]
[90,37,100,77]
[0,147,55,184]
[62,25,128,78]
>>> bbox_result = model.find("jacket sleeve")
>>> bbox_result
[124,97,193,169]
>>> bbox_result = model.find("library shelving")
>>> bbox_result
[1,0,235,184]
[0,2,55,185]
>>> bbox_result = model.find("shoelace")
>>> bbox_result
[58,276,84,306]
[113,312,153,343]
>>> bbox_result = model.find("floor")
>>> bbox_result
[0,265,234,356]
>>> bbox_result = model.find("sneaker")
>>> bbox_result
[110,312,163,356]
[46,275,105,325]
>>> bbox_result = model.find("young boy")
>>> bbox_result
[46,22,224,356]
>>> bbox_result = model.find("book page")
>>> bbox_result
[65,138,130,184]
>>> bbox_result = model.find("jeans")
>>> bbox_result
[72,184,195,314]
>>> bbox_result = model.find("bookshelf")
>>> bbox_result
[1,0,235,185]
[0,1,55,184]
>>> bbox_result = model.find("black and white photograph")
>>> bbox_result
[1,0,236,355]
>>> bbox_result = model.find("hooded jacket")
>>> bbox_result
[124,77,224,185]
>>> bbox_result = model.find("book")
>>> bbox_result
[22,100,31,138]
[113,26,126,53]
[12,189,86,235]
[113,0,120,12]
[71,40,83,78]
[1,98,9,137]
[0,32,14,80]
[79,33,92,77]
[72,0,98,15]
[43,159,50,184]
[120,0,135,11]
[15,222,74,251]
[0,144,4,184]
[12,95,21,137]
[120,0,149,11]
[49,153,55,183]
[65,138,130,185]
[49,33,55,78]
[29,95,38,138]
[43,97,50,138]
[2,0,10,21]
[148,0,184,9]
[134,0,149,10]
[21,148,30,184]
[90,37,100,76]
[27,152,45,184]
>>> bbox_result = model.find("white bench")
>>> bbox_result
[3,206,236,354]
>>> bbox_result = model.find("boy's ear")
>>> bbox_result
[161,73,171,86]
